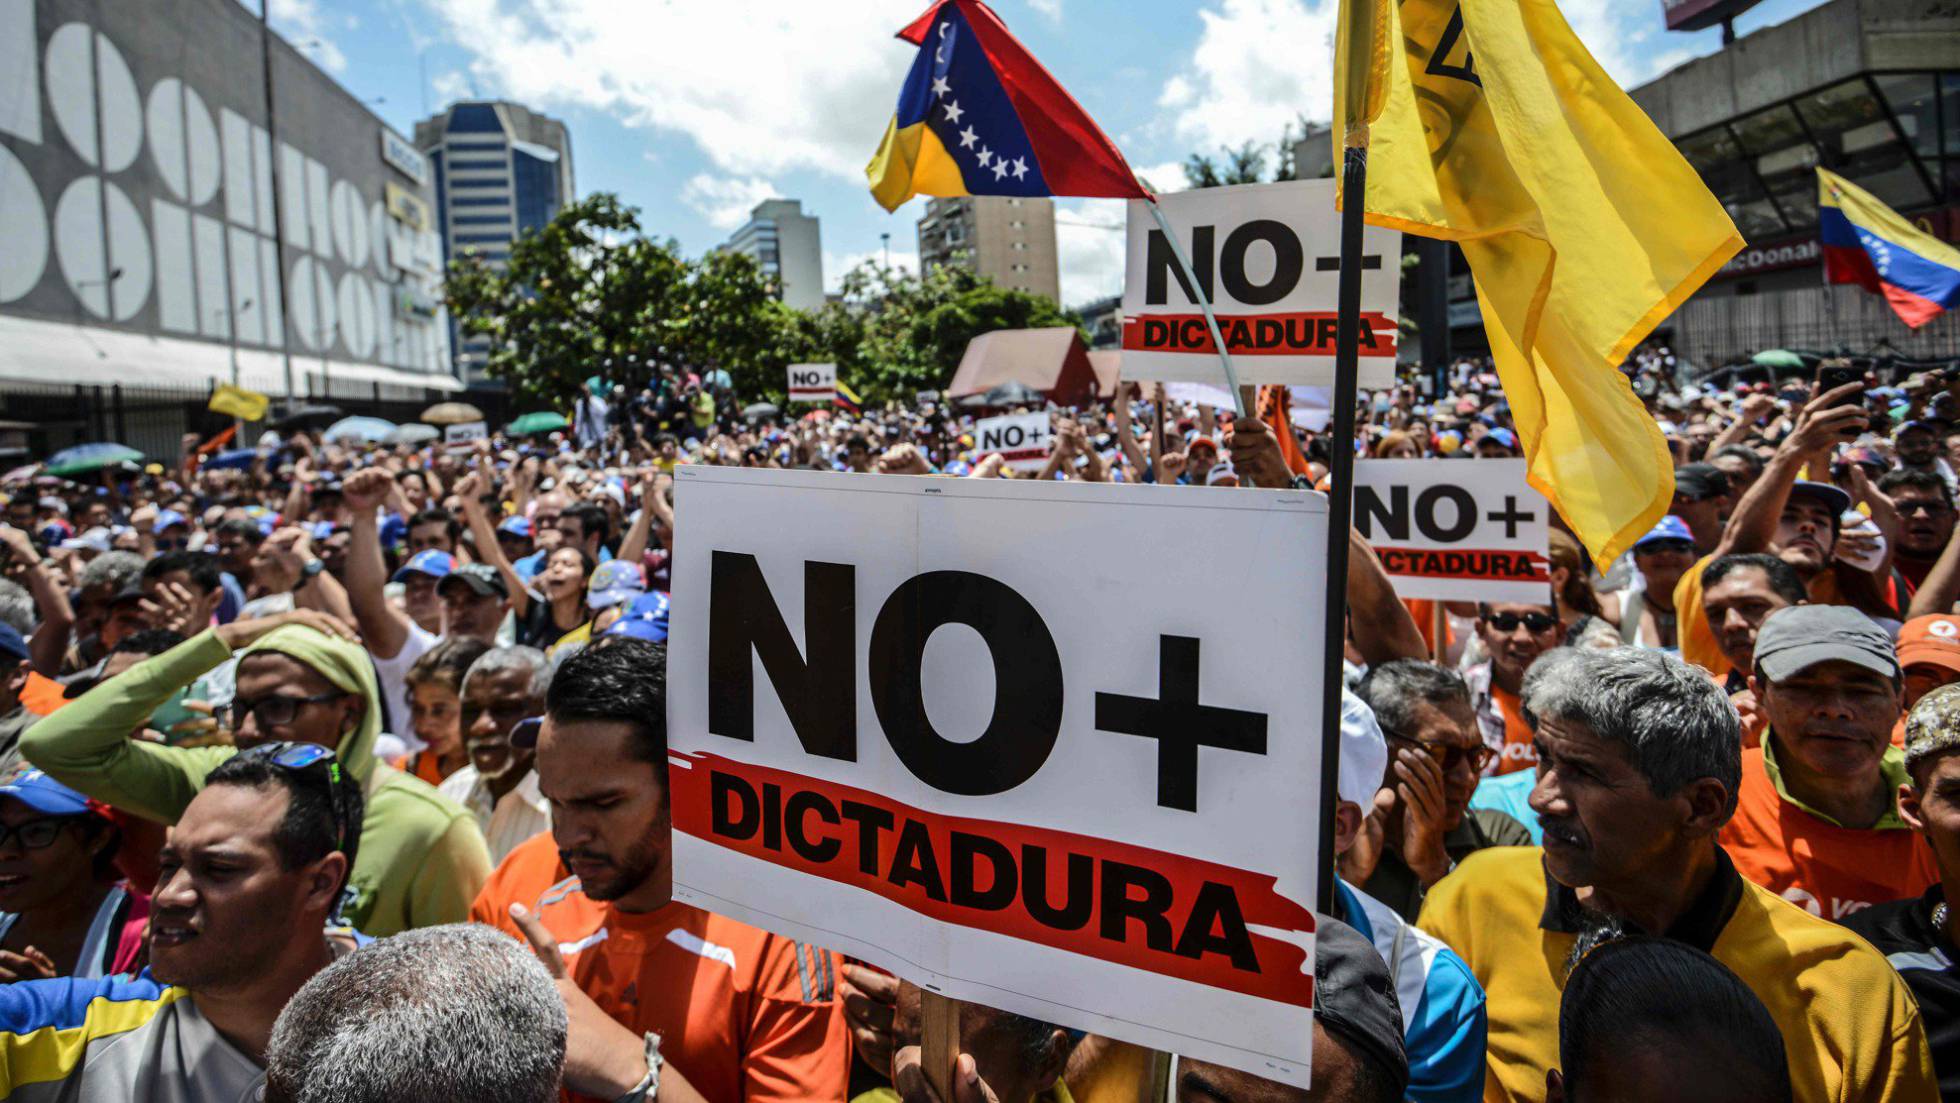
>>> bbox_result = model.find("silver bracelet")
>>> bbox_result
[612,1032,663,1103]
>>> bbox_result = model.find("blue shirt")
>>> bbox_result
[1336,878,1488,1103]
[1468,769,1543,844]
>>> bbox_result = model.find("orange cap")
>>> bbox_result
[1898,615,1960,674]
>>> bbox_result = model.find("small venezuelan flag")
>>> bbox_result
[866,0,1147,212]
[835,380,864,415]
[1819,168,1960,329]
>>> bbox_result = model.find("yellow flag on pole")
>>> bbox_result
[208,383,270,422]
[1336,0,1742,563]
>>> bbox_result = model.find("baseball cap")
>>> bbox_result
[437,562,508,600]
[153,509,188,532]
[1788,479,1852,516]
[1311,913,1410,1099]
[1752,605,1898,683]
[1673,462,1729,502]
[586,560,646,611]
[0,623,27,664]
[0,768,94,817]
[1204,462,1240,487]
[1898,614,1960,675]
[1480,428,1518,451]
[1188,435,1219,454]
[605,590,670,643]
[496,515,532,540]
[60,527,110,553]
[1338,690,1388,810]
[1906,684,1960,773]
[389,549,455,584]
[1634,515,1695,551]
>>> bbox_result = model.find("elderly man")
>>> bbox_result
[1464,599,1563,776]
[438,646,551,863]
[1846,683,1960,1094]
[1349,661,1531,921]
[1418,647,1936,1102]
[1721,605,1939,920]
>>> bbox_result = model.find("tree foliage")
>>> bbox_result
[446,192,1083,408]
[1181,117,1318,189]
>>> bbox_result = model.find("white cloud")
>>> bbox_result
[418,0,922,180]
[680,174,781,232]
[263,0,350,74]
[1159,0,1335,155]
[1027,0,1064,20]
[1052,159,1180,308]
[430,69,474,105]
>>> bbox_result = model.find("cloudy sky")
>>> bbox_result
[265,0,1830,309]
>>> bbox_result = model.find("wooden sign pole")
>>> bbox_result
[922,990,963,1101]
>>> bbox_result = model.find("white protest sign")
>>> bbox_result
[442,421,487,449]
[668,467,1327,1087]
[788,362,838,403]
[1352,458,1553,603]
[1121,179,1401,388]
[974,412,1052,472]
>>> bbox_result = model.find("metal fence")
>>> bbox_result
[1673,284,1960,367]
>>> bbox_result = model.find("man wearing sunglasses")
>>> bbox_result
[21,609,491,936]
[0,741,366,1100]
[1464,598,1563,777]
[1350,661,1533,923]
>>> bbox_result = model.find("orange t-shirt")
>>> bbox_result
[389,751,451,787]
[1719,745,1938,923]
[470,834,850,1103]
[1490,685,1537,775]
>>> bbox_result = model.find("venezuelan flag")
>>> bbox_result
[1819,168,1960,329]
[835,380,863,415]
[866,0,1145,212]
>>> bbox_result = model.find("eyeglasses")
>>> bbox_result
[218,691,347,732]
[1899,500,1955,517]
[1384,731,1494,775]
[233,742,351,857]
[0,816,85,852]
[1482,611,1559,634]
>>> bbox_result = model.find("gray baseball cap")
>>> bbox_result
[1752,605,1898,683]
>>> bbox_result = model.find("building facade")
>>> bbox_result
[414,101,575,386]
[0,0,457,457]
[718,199,824,311]
[916,195,1061,302]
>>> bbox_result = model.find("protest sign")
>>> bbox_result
[1351,458,1552,603]
[1121,180,1401,388]
[788,363,838,403]
[668,467,1327,1087]
[442,421,487,449]
[973,412,1053,472]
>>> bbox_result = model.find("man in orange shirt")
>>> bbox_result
[1900,613,1960,712]
[1463,600,1561,776]
[1720,605,1939,921]
[471,637,849,1103]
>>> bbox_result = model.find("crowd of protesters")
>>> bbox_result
[0,347,1958,1101]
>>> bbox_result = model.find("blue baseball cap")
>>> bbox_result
[496,515,532,539]
[0,769,93,817]
[153,509,188,532]
[605,591,670,642]
[0,623,26,664]
[390,549,455,583]
[586,560,646,611]
[1635,514,1695,550]
[1480,428,1519,451]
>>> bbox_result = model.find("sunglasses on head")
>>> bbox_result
[1483,610,1559,634]
[233,741,352,858]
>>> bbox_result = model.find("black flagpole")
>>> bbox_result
[1315,140,1369,912]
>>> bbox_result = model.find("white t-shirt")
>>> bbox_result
[370,622,439,756]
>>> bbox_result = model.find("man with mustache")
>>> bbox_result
[1878,468,1955,592]
[1719,606,1939,921]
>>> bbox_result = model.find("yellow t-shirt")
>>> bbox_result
[1417,847,1936,1103]
[1674,556,1845,679]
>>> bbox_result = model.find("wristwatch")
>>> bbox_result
[612,1031,663,1103]
[297,559,325,586]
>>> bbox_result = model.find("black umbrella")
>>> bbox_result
[742,402,781,421]
[271,403,344,430]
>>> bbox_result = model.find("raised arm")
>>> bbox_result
[0,526,73,677]
[1346,528,1427,666]
[454,469,531,619]
[1114,384,1149,478]
[340,468,412,661]
[617,470,661,566]
[1710,382,1866,561]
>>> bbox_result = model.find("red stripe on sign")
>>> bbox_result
[1121,313,1397,358]
[1377,547,1552,583]
[789,389,834,398]
[669,750,1316,1008]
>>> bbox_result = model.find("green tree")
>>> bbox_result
[1180,117,1318,189]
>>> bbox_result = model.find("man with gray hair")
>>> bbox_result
[1417,646,1936,1102]
[263,923,567,1103]
[439,646,551,862]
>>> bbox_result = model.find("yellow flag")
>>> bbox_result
[1336,0,1742,563]
[208,383,270,422]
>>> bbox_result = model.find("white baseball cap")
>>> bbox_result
[1338,690,1388,810]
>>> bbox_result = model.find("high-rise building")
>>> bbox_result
[414,101,575,385]
[916,196,1060,302]
[718,199,824,311]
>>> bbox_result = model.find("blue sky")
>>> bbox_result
[264,0,1832,310]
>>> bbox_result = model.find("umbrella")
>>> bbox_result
[45,443,142,478]
[1752,349,1806,370]
[1,463,38,484]
[322,416,396,444]
[386,423,441,445]
[202,448,260,471]
[422,402,485,426]
[741,402,781,421]
[507,411,570,435]
[270,404,344,430]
